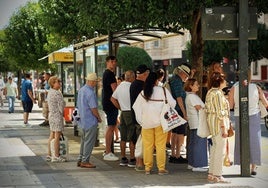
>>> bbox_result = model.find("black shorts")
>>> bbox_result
[171,123,187,135]
[22,101,33,113]
[104,108,118,126]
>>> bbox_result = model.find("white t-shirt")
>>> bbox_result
[112,81,132,111]
[185,92,205,129]
[233,82,260,116]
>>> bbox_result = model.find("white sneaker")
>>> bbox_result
[52,156,66,163]
[187,165,193,170]
[103,152,119,161]
[192,167,208,172]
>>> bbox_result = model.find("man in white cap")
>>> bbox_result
[76,73,102,168]
[169,63,191,164]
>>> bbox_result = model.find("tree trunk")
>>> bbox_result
[190,9,204,98]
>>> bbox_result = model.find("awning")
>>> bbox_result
[38,45,73,64]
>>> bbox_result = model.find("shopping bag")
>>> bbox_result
[135,134,143,158]
[197,108,210,138]
[50,134,69,160]
[160,88,187,133]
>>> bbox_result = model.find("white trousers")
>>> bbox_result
[208,132,226,176]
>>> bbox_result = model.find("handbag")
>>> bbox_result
[227,122,234,137]
[259,102,268,118]
[257,85,268,118]
[197,108,210,138]
[223,139,232,167]
[160,88,187,133]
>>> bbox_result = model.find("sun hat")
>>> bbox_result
[178,63,191,77]
[85,73,98,81]
[136,64,150,74]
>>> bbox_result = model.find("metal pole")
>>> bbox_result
[238,0,250,177]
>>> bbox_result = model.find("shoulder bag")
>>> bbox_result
[160,88,187,133]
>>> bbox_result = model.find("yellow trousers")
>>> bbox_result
[142,125,168,171]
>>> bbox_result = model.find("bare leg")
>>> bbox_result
[105,126,116,153]
[54,131,62,157]
[48,131,54,156]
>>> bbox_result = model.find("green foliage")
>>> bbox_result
[4,2,49,72]
[117,46,152,71]
[39,0,87,42]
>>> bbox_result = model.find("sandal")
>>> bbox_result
[207,174,215,182]
[214,176,230,183]
[46,155,52,162]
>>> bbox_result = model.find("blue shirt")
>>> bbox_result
[170,74,186,115]
[77,84,98,130]
[21,79,33,102]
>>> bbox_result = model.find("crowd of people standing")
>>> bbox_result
[2,55,265,182]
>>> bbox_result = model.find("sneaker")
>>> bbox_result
[119,157,128,166]
[192,167,208,172]
[135,166,145,172]
[46,155,52,162]
[168,156,176,163]
[103,152,119,161]
[22,123,30,127]
[187,165,193,170]
[158,169,169,175]
[52,156,66,163]
[128,158,136,167]
[39,121,49,127]
[180,145,186,153]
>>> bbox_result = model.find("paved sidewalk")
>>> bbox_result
[0,100,268,187]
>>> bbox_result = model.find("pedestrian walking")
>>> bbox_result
[40,72,51,127]
[4,77,18,113]
[21,73,36,127]
[0,75,5,109]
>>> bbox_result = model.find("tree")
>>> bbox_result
[4,2,49,72]
[76,0,268,86]
[117,46,152,71]
[39,0,87,43]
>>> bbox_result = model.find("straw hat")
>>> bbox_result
[85,73,99,81]
[177,64,191,77]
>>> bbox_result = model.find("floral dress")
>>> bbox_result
[47,88,65,132]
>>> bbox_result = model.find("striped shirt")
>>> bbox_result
[205,88,230,136]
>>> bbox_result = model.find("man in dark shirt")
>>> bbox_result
[130,64,150,171]
[102,55,119,161]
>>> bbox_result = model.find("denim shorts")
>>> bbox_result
[104,109,118,126]
[22,101,33,113]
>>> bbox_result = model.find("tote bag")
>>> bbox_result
[160,88,187,133]
[197,108,210,138]
[50,134,69,160]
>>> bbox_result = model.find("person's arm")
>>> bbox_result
[177,97,187,119]
[110,96,121,110]
[228,86,235,109]
[27,89,36,103]
[194,105,202,111]
[111,82,117,92]
[91,108,102,123]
